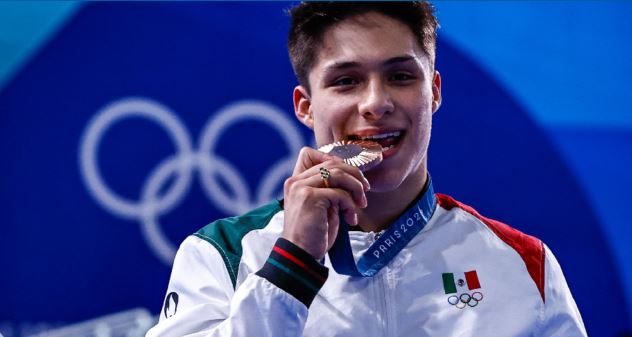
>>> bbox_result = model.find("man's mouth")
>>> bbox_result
[347,130,405,152]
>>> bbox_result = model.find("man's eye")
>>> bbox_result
[333,77,357,86]
[390,73,414,81]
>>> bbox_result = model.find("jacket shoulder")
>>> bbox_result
[436,193,545,302]
[193,200,283,288]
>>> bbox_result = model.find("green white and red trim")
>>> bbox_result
[256,238,329,307]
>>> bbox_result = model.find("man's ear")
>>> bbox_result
[293,85,314,129]
[432,70,442,114]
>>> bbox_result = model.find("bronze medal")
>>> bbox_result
[318,140,383,172]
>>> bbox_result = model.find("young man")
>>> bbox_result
[147,2,586,336]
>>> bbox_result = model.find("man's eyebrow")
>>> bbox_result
[323,55,418,72]
[383,55,417,66]
[324,61,361,72]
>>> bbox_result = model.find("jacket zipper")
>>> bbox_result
[380,269,390,337]
[372,231,390,337]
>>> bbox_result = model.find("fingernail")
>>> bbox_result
[359,172,370,190]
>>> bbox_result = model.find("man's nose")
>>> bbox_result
[358,78,393,120]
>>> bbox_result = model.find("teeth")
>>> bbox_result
[382,145,395,151]
[359,131,401,141]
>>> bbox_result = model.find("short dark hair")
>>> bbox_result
[287,1,439,91]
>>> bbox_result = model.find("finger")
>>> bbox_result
[294,159,370,193]
[328,155,345,164]
[336,162,370,191]
[299,169,367,208]
[292,149,370,191]
[343,207,358,226]
[321,156,370,191]
[293,147,335,175]
[327,205,340,250]
[317,187,358,225]
[326,161,370,191]
[290,163,366,208]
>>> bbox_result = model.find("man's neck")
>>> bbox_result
[356,167,428,233]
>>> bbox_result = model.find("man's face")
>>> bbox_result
[294,12,441,192]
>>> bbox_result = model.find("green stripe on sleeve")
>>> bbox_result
[267,258,319,293]
[194,200,283,288]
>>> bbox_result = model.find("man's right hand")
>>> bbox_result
[282,147,370,260]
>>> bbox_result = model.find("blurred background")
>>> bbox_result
[0,2,630,336]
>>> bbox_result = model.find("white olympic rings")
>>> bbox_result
[79,97,304,265]
[447,291,484,309]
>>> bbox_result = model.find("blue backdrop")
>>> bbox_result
[1,2,630,336]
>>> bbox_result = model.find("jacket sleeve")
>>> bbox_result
[146,236,328,337]
[536,244,587,337]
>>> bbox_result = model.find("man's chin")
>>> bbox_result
[363,169,406,193]
[364,159,427,195]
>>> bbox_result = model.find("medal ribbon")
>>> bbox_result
[328,176,436,277]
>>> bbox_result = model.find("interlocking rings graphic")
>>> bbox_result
[447,291,484,309]
[79,97,304,265]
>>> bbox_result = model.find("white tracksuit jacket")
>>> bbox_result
[146,192,586,337]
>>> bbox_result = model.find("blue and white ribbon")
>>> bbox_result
[328,176,437,277]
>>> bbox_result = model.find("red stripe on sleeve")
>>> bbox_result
[436,193,545,302]
[273,246,327,283]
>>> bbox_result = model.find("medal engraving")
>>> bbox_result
[318,140,383,172]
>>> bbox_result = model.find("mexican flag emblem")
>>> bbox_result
[442,270,483,309]
[442,270,481,294]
